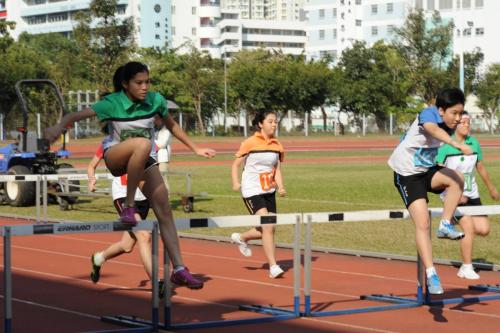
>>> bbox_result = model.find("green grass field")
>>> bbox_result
[1,145,500,265]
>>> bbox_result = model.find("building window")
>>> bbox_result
[456,0,460,9]
[371,26,378,36]
[155,22,160,28]
[355,0,362,4]
[333,29,337,38]
[171,5,175,14]
[387,25,395,34]
[48,12,68,23]
[356,19,361,26]
[475,0,483,7]
[427,0,435,10]
[462,0,471,8]
[387,3,393,13]
[172,26,175,35]
[439,0,452,9]
[415,0,423,9]
[333,8,337,17]
[319,30,325,40]
[192,27,196,35]
[371,4,378,14]
[319,9,325,19]
[463,28,471,36]
[155,34,160,39]
[341,12,345,19]
[192,7,196,14]
[475,27,484,35]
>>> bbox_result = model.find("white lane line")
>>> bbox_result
[0,294,100,320]
[301,317,400,333]
[6,236,467,289]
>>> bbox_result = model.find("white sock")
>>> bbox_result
[173,265,185,273]
[462,263,473,269]
[93,252,105,266]
[426,267,437,277]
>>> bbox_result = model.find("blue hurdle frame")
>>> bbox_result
[301,214,423,318]
[1,221,158,333]
[302,210,500,317]
[103,216,302,330]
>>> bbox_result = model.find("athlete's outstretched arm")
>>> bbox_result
[476,160,500,200]
[423,122,472,155]
[162,113,215,158]
[231,157,244,191]
[87,154,102,192]
[45,108,96,143]
[274,162,286,197]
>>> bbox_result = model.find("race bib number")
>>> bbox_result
[464,172,473,192]
[259,172,276,191]
[119,128,152,142]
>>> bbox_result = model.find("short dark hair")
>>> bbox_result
[435,88,465,110]
[113,61,149,92]
[252,110,277,130]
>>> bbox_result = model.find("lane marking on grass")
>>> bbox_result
[207,194,389,207]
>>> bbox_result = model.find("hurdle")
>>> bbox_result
[1,220,160,333]
[302,206,500,317]
[422,205,500,306]
[102,213,302,330]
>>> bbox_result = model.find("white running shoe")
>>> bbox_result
[269,264,284,279]
[231,233,252,257]
[457,265,480,280]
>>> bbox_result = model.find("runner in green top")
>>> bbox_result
[46,62,215,289]
[436,112,499,279]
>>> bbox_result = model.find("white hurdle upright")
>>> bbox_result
[102,213,303,331]
[302,206,500,317]
[1,220,158,333]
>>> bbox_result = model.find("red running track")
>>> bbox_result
[0,216,499,332]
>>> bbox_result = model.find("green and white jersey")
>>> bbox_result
[436,135,483,199]
[92,91,168,156]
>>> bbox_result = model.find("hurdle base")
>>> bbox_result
[100,315,156,333]
[239,304,297,315]
[301,293,422,317]
[426,284,500,306]
[102,311,296,331]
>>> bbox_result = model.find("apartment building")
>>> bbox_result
[305,0,499,65]
[5,0,172,48]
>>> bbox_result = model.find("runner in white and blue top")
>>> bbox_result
[45,61,216,290]
[388,88,472,295]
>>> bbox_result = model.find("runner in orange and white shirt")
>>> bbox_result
[231,110,286,279]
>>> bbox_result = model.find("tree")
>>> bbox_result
[393,9,455,104]
[0,19,15,52]
[445,48,484,96]
[332,41,410,132]
[475,64,500,134]
[73,0,135,92]
[145,46,224,134]
[18,32,87,92]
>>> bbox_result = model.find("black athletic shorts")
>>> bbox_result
[393,166,444,208]
[455,197,485,221]
[114,198,150,220]
[104,148,159,175]
[242,192,277,215]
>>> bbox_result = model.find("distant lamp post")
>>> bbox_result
[459,20,474,92]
